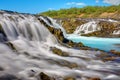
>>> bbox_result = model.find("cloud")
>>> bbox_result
[103,0,120,5]
[48,8,54,10]
[96,0,99,3]
[66,2,86,6]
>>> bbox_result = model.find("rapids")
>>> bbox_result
[0,11,120,80]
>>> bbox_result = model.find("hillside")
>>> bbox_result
[40,5,120,19]
[39,5,120,38]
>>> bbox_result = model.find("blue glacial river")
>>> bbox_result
[67,34,120,51]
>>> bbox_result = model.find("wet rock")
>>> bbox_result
[67,40,84,48]
[82,21,120,37]
[39,18,85,48]
[39,72,55,80]
[103,57,117,61]
[0,74,19,80]
[0,67,4,71]
[88,77,101,80]
[5,42,16,50]
[0,24,7,42]
[51,47,69,56]
[64,77,75,80]
[110,50,120,56]
[56,60,78,69]
[60,18,87,33]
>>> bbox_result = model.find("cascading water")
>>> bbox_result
[74,19,120,35]
[74,21,101,35]
[0,11,120,80]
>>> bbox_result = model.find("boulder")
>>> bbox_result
[39,72,55,80]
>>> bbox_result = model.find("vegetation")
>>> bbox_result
[40,5,120,18]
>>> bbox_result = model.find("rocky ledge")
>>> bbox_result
[56,18,120,38]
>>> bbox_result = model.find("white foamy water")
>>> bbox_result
[74,19,120,35]
[0,11,120,80]
[74,21,101,35]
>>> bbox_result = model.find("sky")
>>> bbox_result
[0,0,120,14]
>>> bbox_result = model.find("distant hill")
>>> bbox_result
[40,5,120,19]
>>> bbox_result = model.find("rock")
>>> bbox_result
[39,72,55,80]
[5,42,16,50]
[39,17,85,48]
[64,77,75,80]
[81,20,120,38]
[0,24,7,42]
[56,60,78,69]
[0,74,19,80]
[51,47,69,56]
[60,18,87,34]
[0,67,4,71]
[88,77,101,80]
[103,57,117,61]
[110,50,120,56]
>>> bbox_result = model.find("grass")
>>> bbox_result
[39,5,120,18]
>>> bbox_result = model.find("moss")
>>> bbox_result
[67,40,84,48]
[51,47,69,56]
[64,77,75,80]
[61,18,86,34]
[56,60,78,69]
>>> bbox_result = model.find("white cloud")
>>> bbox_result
[66,2,86,6]
[96,0,99,3]
[48,8,54,10]
[103,0,120,5]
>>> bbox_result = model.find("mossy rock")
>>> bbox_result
[39,72,55,80]
[110,50,120,56]
[67,40,84,48]
[5,42,16,50]
[88,77,101,80]
[61,18,87,33]
[51,47,69,56]
[56,60,78,69]
[64,77,75,80]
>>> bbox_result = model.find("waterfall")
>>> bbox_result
[0,11,120,80]
[74,21,101,35]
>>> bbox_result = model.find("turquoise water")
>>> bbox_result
[67,34,120,51]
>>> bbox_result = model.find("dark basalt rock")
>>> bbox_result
[5,42,16,50]
[0,66,4,71]
[0,74,19,80]
[38,17,85,48]
[39,72,55,80]
[0,24,7,42]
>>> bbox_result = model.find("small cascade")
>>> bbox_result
[113,30,120,35]
[74,21,101,35]
[39,16,67,37]
[0,11,120,80]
